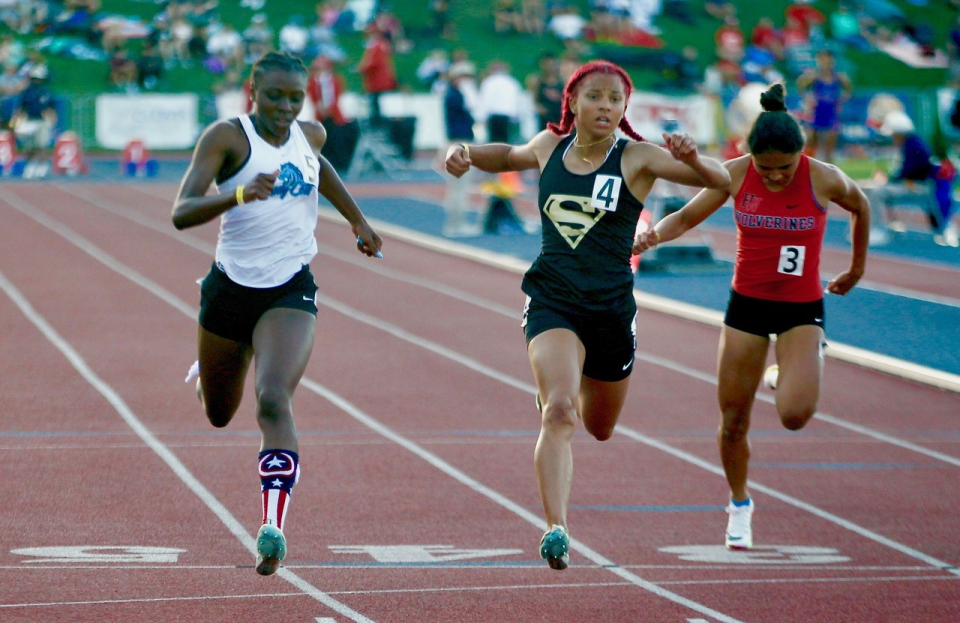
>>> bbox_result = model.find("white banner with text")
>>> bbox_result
[95,94,199,149]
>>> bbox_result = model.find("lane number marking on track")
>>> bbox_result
[11,546,186,564]
[659,545,850,565]
[328,545,523,564]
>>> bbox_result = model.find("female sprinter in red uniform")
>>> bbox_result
[635,83,870,549]
[445,60,729,569]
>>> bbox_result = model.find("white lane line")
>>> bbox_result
[0,270,376,623]
[317,296,960,576]
[20,192,747,622]
[6,568,955,612]
[0,592,306,610]
[663,574,960,586]
[0,563,935,572]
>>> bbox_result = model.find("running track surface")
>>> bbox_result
[1,181,958,623]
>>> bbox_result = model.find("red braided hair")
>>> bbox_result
[546,60,643,142]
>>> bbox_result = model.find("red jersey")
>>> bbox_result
[732,154,827,302]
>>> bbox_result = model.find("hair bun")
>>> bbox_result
[759,83,787,113]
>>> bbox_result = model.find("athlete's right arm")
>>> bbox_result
[171,122,275,230]
[444,130,559,177]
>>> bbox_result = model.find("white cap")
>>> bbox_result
[880,110,914,135]
[28,64,48,80]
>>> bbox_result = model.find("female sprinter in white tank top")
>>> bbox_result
[172,51,382,576]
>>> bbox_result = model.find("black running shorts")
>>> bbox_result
[199,263,318,343]
[723,289,825,337]
[521,296,637,382]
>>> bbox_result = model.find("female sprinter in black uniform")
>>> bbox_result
[172,51,382,576]
[445,60,729,570]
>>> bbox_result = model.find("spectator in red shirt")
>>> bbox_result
[715,15,745,61]
[751,17,784,60]
[781,15,810,50]
[357,26,397,127]
[307,55,358,173]
[785,0,825,36]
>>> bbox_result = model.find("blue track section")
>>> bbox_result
[342,193,960,376]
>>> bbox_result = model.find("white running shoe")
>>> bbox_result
[725,499,754,550]
[762,364,779,390]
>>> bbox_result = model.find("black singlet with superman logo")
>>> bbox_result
[521,134,644,317]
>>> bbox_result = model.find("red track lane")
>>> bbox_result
[1,183,958,623]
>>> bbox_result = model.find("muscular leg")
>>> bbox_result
[197,326,253,428]
[251,307,317,453]
[579,376,630,442]
[528,329,584,529]
[716,326,769,501]
[773,325,824,431]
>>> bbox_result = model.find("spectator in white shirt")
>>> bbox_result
[207,23,243,60]
[478,60,523,142]
[279,15,309,56]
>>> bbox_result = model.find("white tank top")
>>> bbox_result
[214,115,321,287]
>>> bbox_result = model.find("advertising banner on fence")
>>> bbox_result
[95,94,198,149]
[625,91,717,146]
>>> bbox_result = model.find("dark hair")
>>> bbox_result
[250,51,307,88]
[547,60,643,142]
[747,83,805,155]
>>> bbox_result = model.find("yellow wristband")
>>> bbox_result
[652,229,660,243]
[460,143,470,158]
[235,185,245,206]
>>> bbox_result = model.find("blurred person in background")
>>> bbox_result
[279,14,310,57]
[136,39,165,90]
[11,64,57,178]
[0,61,26,128]
[528,51,564,131]
[107,45,138,92]
[243,13,274,64]
[796,49,851,164]
[478,60,522,143]
[307,54,358,173]
[441,60,478,237]
[357,23,396,127]
[870,110,958,246]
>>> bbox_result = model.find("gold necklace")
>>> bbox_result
[574,134,614,165]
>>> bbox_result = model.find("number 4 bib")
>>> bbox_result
[591,175,622,212]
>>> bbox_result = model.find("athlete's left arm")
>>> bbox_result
[301,121,383,258]
[821,163,869,295]
[628,133,730,189]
